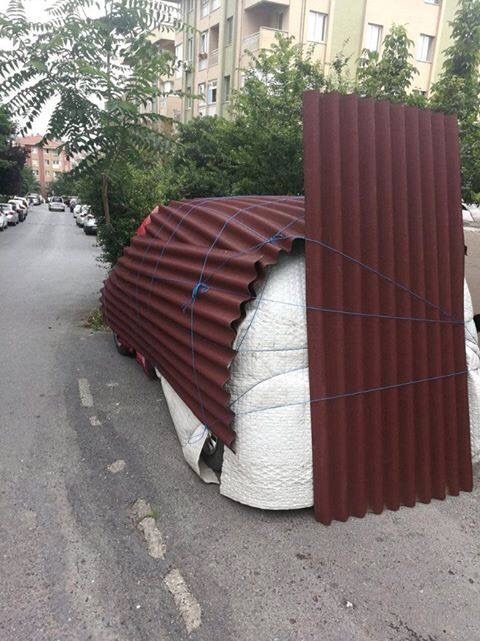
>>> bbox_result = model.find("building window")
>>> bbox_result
[364,23,383,52]
[187,37,193,61]
[273,11,284,31]
[307,11,327,43]
[45,159,50,165]
[417,34,435,62]
[186,86,192,109]
[200,31,208,54]
[225,16,234,45]
[223,75,231,102]
[186,0,193,11]
[424,0,440,4]
[163,81,173,94]
[207,80,217,104]
[198,82,206,104]
[210,0,220,11]
[175,43,183,78]
[200,0,209,18]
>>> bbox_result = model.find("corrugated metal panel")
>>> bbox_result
[303,91,472,524]
[101,196,305,447]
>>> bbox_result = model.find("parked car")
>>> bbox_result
[76,205,91,227]
[8,200,26,222]
[49,196,66,212]
[27,193,41,205]
[73,204,83,218]
[83,215,97,235]
[0,208,8,230]
[12,197,29,219]
[69,197,78,212]
[0,203,19,225]
[15,196,29,210]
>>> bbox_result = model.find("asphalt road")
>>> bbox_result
[1,205,480,641]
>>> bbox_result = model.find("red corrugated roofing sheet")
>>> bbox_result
[303,91,472,524]
[101,196,305,447]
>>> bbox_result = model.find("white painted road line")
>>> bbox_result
[130,499,166,560]
[107,459,126,474]
[138,517,166,559]
[78,378,94,407]
[164,569,202,634]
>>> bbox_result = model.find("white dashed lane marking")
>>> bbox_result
[107,460,126,474]
[164,569,202,634]
[78,378,94,407]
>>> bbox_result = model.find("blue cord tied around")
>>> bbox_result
[182,281,210,312]
[265,232,284,244]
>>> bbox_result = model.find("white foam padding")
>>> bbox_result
[161,250,480,509]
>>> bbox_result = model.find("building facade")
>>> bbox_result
[155,0,458,123]
[14,135,71,196]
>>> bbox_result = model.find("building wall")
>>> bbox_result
[16,137,71,196]
[157,0,458,124]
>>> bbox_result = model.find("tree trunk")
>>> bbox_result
[101,172,111,227]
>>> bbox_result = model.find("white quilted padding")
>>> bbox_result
[464,282,480,463]
[160,248,480,509]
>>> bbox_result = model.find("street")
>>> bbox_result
[1,205,480,641]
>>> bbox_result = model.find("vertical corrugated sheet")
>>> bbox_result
[101,196,305,448]
[303,91,473,524]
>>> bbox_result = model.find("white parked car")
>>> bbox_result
[0,208,8,230]
[12,197,29,220]
[83,215,97,235]
[8,199,27,222]
[73,204,83,218]
[0,203,19,225]
[49,196,66,212]
[14,196,29,211]
[76,205,91,227]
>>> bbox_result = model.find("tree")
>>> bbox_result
[430,0,480,201]
[0,105,28,196]
[0,0,178,221]
[21,165,40,195]
[229,34,334,195]
[159,116,240,201]
[356,24,420,103]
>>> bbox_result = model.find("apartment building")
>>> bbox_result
[155,0,458,123]
[14,135,71,196]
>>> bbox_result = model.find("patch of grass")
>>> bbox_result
[84,307,108,331]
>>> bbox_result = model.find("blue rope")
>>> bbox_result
[182,281,210,313]
[187,368,468,444]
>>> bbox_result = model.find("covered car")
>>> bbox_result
[101,196,480,512]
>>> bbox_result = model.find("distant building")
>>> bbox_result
[14,135,71,195]
[154,0,459,124]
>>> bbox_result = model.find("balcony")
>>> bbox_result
[244,0,289,8]
[243,27,288,53]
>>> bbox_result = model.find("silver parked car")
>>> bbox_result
[49,196,66,212]
[0,203,19,225]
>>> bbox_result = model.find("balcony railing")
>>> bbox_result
[243,27,288,53]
